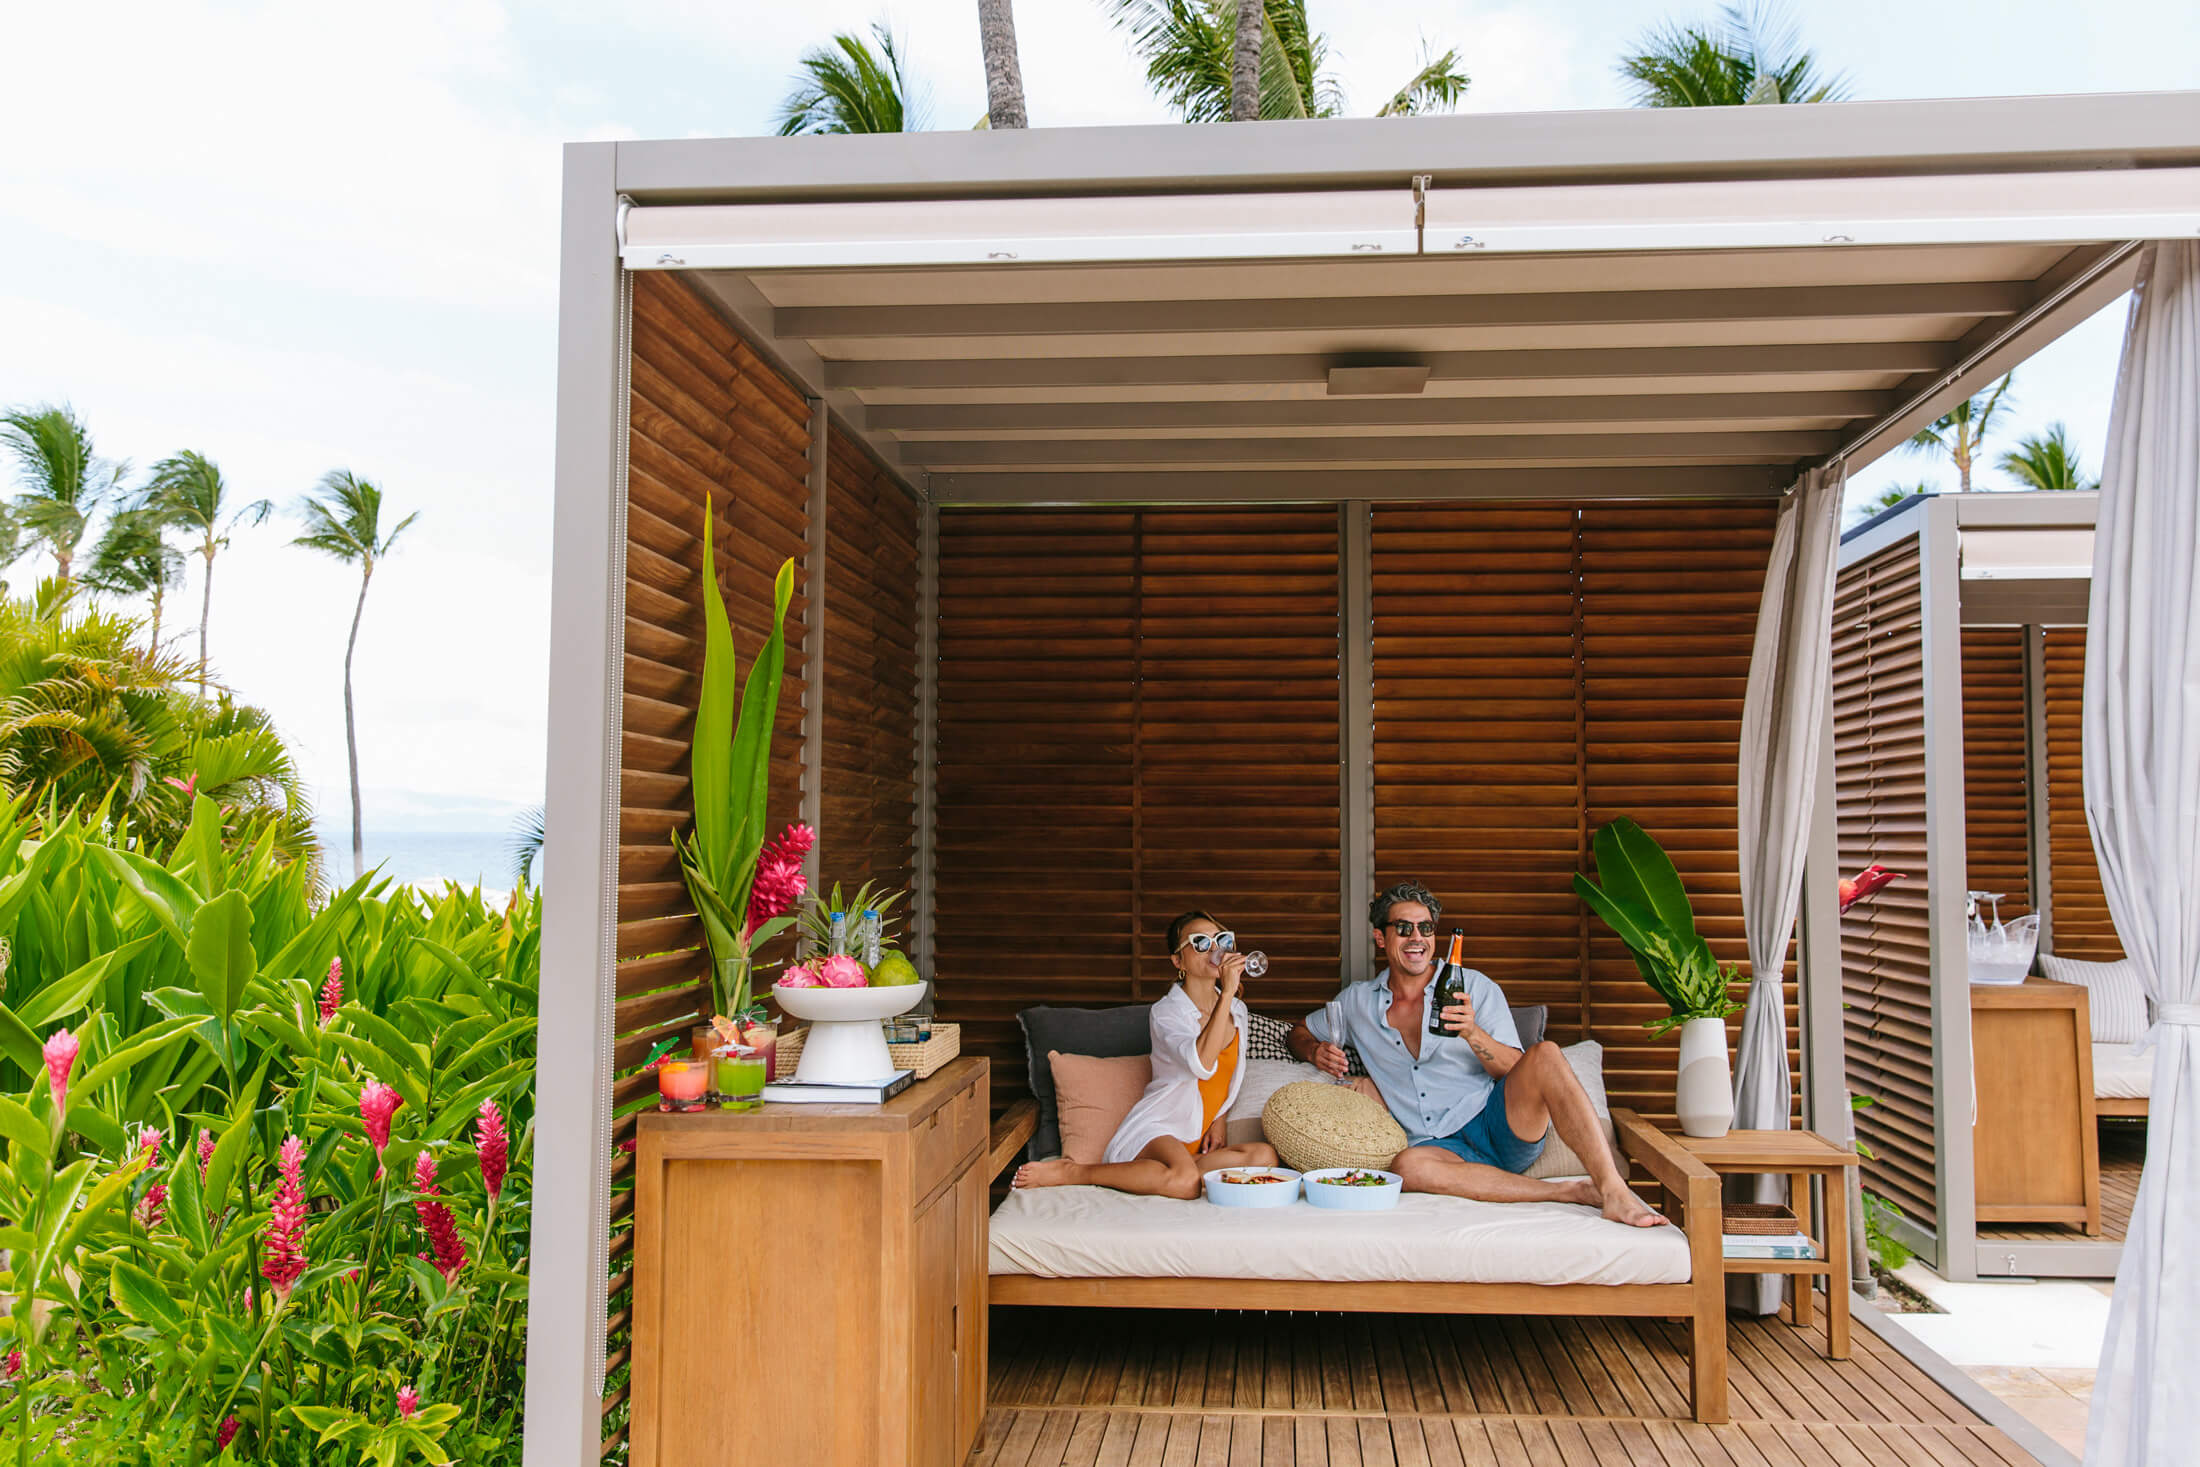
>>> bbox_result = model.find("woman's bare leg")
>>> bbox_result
[1194,1141,1280,1175]
[1014,1136,1204,1198]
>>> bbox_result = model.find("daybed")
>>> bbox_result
[980,1005,1732,1424]
[2040,955,2154,1118]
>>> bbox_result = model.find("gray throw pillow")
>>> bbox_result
[1017,1004,1152,1160]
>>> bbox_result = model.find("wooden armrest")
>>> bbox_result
[987,1100,1039,1180]
[1613,1109,1720,1211]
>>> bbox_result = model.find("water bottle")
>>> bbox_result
[828,910,848,958]
[860,909,883,968]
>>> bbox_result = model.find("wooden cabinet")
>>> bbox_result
[1972,980,2100,1234]
[630,1058,991,1467]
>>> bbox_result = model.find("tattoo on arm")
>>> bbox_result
[1468,1036,1496,1064]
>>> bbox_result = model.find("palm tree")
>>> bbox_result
[1619,3,1849,107]
[1997,423,2097,493]
[510,802,547,888]
[1907,375,2015,493]
[1105,0,1466,122]
[1,404,119,586]
[977,0,1030,129]
[292,470,418,879]
[141,450,272,697]
[1230,0,1262,121]
[84,508,187,652]
[776,23,926,135]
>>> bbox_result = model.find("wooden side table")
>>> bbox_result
[1677,1128,1859,1359]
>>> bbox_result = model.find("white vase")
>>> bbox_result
[1675,1016,1734,1138]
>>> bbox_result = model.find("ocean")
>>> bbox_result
[317,829,524,897]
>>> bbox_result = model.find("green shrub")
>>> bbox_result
[0,795,537,1465]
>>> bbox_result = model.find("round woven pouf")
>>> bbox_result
[1260,1081,1409,1173]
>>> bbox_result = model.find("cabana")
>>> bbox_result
[1836,489,2142,1280]
[527,93,2200,1467]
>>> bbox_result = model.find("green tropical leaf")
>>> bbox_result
[110,1259,187,1333]
[90,845,202,944]
[70,1013,200,1097]
[15,933,156,1026]
[0,997,42,1073]
[186,888,257,1020]
[0,1094,47,1158]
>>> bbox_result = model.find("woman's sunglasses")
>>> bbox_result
[1386,920,1437,938]
[1175,930,1238,955]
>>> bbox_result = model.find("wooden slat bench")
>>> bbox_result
[980,1103,1730,1424]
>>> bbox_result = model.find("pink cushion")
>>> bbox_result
[1048,1050,1151,1164]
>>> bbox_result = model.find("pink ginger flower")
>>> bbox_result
[259,1135,308,1301]
[743,823,814,939]
[215,1415,240,1451]
[776,963,821,989]
[476,1101,509,1202]
[412,1151,468,1284]
[817,954,867,989]
[318,958,343,1022]
[360,1080,403,1173]
[397,1384,421,1420]
[197,1128,215,1181]
[135,1182,168,1230]
[42,1028,78,1112]
[3,1348,20,1380]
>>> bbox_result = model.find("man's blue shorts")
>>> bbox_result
[1422,1075,1547,1173]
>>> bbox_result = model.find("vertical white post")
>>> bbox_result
[527,141,623,1467]
[1340,501,1374,985]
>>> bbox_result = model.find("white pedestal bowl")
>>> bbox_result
[772,981,928,1085]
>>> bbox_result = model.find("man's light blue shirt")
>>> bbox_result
[1305,966,1521,1145]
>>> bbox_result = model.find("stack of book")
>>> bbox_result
[758,1070,914,1105]
[1722,1231,1817,1260]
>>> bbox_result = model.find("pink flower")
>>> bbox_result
[743,824,814,939]
[777,963,821,989]
[135,1183,168,1229]
[617,1138,636,1154]
[318,958,343,1022]
[397,1384,420,1420]
[412,1151,467,1284]
[197,1128,215,1181]
[343,1267,362,1282]
[817,954,867,989]
[476,1101,509,1203]
[166,773,198,798]
[215,1415,240,1451]
[360,1080,403,1165]
[3,1348,20,1380]
[42,1028,78,1112]
[259,1134,308,1301]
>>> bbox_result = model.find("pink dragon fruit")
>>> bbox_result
[817,954,867,989]
[776,963,822,989]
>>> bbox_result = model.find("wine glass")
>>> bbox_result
[1242,949,1269,978]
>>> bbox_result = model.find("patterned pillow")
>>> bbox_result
[1244,1010,1297,1060]
[2038,954,2150,1045]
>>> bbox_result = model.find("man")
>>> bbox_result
[1288,879,1666,1228]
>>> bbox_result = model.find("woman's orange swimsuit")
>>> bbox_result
[1184,1031,1239,1145]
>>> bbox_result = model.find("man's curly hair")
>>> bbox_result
[1369,879,1443,930]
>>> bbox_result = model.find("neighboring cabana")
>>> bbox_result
[530,95,2200,1467]
[1835,489,2142,1281]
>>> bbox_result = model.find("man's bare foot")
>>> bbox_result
[1550,1178,1603,1209]
[1013,1159,1085,1189]
[1599,1185,1672,1228]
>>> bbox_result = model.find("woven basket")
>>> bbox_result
[1722,1202,1801,1235]
[774,1022,961,1081]
[1261,1081,1409,1173]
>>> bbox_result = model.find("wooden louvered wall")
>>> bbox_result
[933,507,1344,1104]
[2043,626,2123,960]
[819,432,921,913]
[1961,628,2032,918]
[1833,542,1937,1235]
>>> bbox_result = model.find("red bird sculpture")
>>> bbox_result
[1838,864,1905,911]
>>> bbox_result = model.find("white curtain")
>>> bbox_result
[1731,463,1845,1312]
[2085,238,2200,1467]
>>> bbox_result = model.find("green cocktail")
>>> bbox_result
[713,1047,767,1111]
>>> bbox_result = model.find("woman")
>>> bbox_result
[1015,911,1280,1197]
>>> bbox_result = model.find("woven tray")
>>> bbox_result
[1722,1202,1801,1235]
[774,1021,961,1081]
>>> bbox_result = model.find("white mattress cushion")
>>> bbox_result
[989,1184,1690,1287]
[2093,1042,2152,1100]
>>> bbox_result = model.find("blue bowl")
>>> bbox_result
[1202,1166,1302,1207]
[1300,1167,1404,1210]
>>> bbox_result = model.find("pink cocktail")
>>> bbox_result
[656,1058,709,1112]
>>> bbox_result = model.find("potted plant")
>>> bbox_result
[1572,817,1744,1137]
[671,502,808,1027]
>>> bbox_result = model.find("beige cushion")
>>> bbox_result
[1522,1042,1617,1181]
[2093,1042,2152,1100]
[1049,1051,1150,1165]
[1261,1081,1409,1172]
[2040,955,2149,1045]
[1225,1057,1324,1146]
[988,1185,1690,1286]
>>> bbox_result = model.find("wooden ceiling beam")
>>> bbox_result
[927,465,1787,504]
[901,429,1839,468]
[822,341,1956,391]
[779,281,2027,340]
[866,389,1888,433]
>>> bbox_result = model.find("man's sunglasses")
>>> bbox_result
[1385,920,1437,938]
[1175,930,1238,955]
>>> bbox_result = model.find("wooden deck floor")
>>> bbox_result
[972,1306,2038,1466]
[1979,1120,2143,1244]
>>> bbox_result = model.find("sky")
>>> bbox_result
[1,1,2194,840]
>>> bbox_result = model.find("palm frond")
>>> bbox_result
[1997,423,2096,492]
[292,470,415,566]
[1618,2,1848,107]
[776,22,926,135]
[510,803,547,887]
[1373,44,1471,117]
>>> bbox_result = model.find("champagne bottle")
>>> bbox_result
[1426,930,1469,1036]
